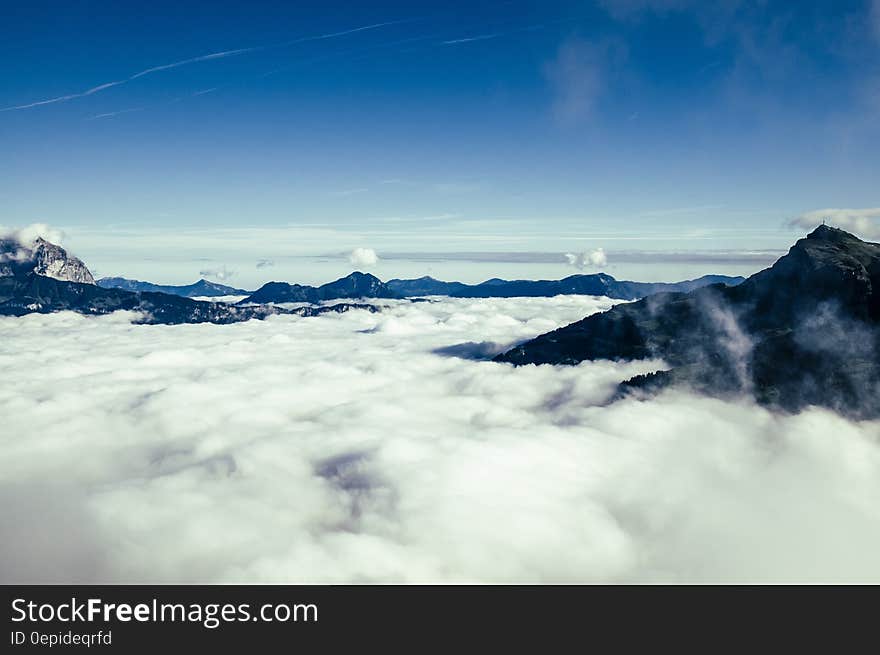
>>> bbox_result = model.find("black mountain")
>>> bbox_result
[385,273,744,300]
[97,277,250,297]
[496,226,880,418]
[241,272,398,304]
[0,272,378,324]
[244,272,744,304]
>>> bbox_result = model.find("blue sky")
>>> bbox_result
[2,0,879,285]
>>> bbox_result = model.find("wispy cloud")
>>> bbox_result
[441,21,551,47]
[199,264,236,281]
[2,80,128,112]
[543,37,626,125]
[128,47,259,80]
[1,20,415,113]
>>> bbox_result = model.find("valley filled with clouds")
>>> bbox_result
[2,296,879,583]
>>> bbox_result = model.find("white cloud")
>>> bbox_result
[787,208,880,240]
[0,223,66,248]
[348,247,379,268]
[2,296,880,583]
[199,265,236,281]
[564,248,608,270]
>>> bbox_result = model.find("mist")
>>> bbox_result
[1,296,879,583]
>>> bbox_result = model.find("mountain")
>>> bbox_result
[495,226,880,418]
[241,272,398,304]
[249,272,745,304]
[385,276,471,296]
[0,271,379,324]
[97,277,250,297]
[0,236,95,284]
[387,273,744,300]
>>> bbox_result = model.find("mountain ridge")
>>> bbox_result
[241,271,398,304]
[97,277,250,297]
[241,271,745,304]
[0,272,381,324]
[495,226,880,418]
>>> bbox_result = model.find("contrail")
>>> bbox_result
[1,19,414,112]
[88,107,144,120]
[2,80,128,111]
[441,20,566,47]
[129,47,259,79]
[442,34,500,45]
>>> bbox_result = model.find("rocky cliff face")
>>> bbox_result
[496,226,880,418]
[0,236,95,284]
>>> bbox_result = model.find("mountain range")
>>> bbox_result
[241,271,398,304]
[239,272,744,304]
[97,277,250,297]
[384,273,744,300]
[496,225,880,418]
[3,227,879,417]
[0,239,380,324]
[0,236,747,327]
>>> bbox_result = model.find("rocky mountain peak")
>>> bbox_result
[0,235,95,285]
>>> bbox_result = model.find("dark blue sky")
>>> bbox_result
[2,1,879,284]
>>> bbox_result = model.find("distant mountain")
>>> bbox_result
[0,236,95,284]
[248,272,745,304]
[97,277,250,297]
[242,272,398,304]
[414,273,745,300]
[496,226,880,418]
[0,272,380,324]
[385,276,471,296]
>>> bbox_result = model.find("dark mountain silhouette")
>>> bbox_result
[245,272,744,304]
[0,272,379,324]
[495,226,880,418]
[386,273,744,300]
[385,276,471,296]
[241,272,398,304]
[97,277,250,297]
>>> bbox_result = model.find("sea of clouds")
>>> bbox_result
[2,295,880,583]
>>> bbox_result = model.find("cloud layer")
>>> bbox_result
[1,296,879,583]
